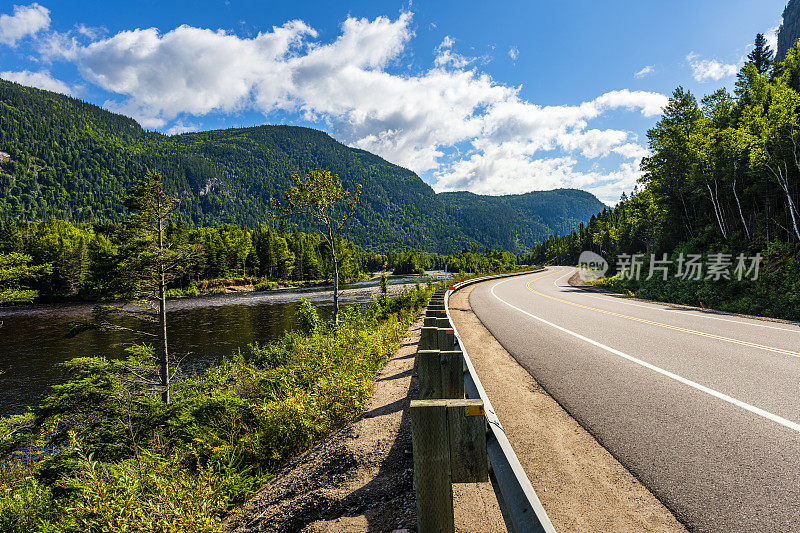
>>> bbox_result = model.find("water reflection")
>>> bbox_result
[0,273,445,417]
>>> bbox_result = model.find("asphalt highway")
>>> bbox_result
[468,267,800,532]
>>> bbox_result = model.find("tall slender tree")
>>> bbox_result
[281,169,361,325]
[72,171,199,403]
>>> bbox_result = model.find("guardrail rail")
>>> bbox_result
[445,270,556,533]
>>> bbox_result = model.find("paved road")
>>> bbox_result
[468,267,800,532]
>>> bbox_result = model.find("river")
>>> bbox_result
[0,274,442,418]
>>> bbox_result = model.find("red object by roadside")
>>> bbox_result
[448,285,455,290]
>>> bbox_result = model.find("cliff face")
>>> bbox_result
[778,0,800,61]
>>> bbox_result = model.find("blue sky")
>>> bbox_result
[0,0,788,203]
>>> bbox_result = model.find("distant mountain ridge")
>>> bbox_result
[0,78,605,253]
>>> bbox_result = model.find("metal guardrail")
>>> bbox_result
[444,270,557,533]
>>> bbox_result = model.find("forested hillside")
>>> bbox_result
[531,36,800,320]
[0,79,603,253]
[441,189,606,251]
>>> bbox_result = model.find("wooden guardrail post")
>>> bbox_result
[411,399,488,533]
[411,400,453,533]
[417,349,442,399]
[420,326,438,351]
[418,349,463,400]
[440,350,464,399]
[436,318,455,351]
[448,399,488,483]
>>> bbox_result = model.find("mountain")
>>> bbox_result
[0,78,605,253]
[441,189,607,251]
[778,0,800,62]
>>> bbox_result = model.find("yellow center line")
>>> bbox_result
[523,272,800,359]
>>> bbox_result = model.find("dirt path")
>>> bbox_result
[449,284,687,532]
[226,313,504,532]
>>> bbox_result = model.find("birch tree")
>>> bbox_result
[281,169,360,325]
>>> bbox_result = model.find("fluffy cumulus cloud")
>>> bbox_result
[0,2,50,46]
[0,69,72,95]
[10,9,667,202]
[686,52,737,82]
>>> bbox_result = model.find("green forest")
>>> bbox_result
[531,35,800,320]
[0,79,604,254]
[0,216,530,304]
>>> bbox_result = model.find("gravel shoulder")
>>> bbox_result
[226,313,504,532]
[450,284,686,532]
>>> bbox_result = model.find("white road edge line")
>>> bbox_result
[554,268,800,334]
[552,269,571,288]
[490,276,800,435]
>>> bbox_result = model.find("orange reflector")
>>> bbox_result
[464,404,484,417]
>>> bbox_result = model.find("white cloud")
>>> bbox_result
[508,46,519,61]
[593,89,667,117]
[433,35,474,68]
[634,64,655,78]
[78,21,319,127]
[75,23,104,40]
[0,69,73,95]
[0,3,50,46]
[437,35,454,49]
[612,142,649,159]
[166,121,199,135]
[40,12,666,200]
[687,52,738,82]
[765,24,779,55]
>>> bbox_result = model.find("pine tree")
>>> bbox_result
[747,33,775,76]
[117,170,201,403]
[70,171,199,404]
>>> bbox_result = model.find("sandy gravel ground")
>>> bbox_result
[450,284,687,532]
[226,313,504,532]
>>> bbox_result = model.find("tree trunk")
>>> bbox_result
[785,188,800,241]
[732,173,751,241]
[705,180,728,240]
[679,191,695,239]
[769,161,800,241]
[766,186,770,242]
[331,240,339,326]
[158,217,170,404]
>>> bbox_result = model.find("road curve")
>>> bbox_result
[468,267,800,532]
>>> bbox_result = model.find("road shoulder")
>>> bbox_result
[450,283,686,532]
